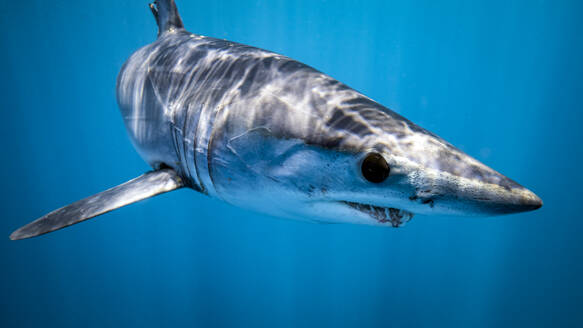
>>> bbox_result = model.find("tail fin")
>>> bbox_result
[149,0,184,36]
[9,169,184,240]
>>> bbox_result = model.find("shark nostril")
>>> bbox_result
[421,198,435,208]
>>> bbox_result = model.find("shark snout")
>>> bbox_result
[514,187,543,211]
[481,183,543,214]
[425,161,543,216]
[399,140,543,216]
[413,171,543,216]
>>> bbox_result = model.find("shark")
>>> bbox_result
[10,0,542,240]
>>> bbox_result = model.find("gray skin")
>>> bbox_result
[117,0,542,227]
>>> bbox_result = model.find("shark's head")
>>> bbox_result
[210,77,542,226]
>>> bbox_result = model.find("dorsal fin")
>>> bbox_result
[149,0,184,36]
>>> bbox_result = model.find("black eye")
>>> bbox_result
[361,153,390,183]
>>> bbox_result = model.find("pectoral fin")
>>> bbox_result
[10,168,184,240]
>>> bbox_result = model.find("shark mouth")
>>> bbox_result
[341,201,414,227]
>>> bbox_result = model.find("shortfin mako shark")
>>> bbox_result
[10,0,542,240]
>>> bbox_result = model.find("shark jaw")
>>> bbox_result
[340,201,414,227]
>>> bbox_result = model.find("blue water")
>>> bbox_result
[1,0,581,327]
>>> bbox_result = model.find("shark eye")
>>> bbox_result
[361,153,390,183]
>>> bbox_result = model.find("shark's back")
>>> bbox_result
[116,29,343,190]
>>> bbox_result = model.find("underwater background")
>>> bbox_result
[1,0,581,327]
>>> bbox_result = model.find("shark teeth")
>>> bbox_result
[341,201,414,227]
